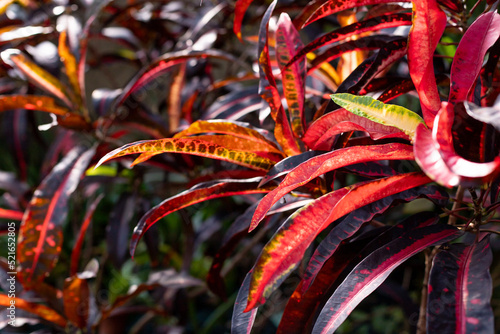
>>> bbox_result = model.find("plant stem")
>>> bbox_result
[448,185,465,226]
[416,247,439,334]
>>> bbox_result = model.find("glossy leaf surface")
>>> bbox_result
[97,138,276,172]
[295,0,411,28]
[17,146,95,287]
[312,222,460,334]
[449,12,500,103]
[232,272,258,334]
[427,236,493,333]
[330,93,424,140]
[433,103,500,182]
[246,172,431,311]
[276,12,306,137]
[287,13,412,69]
[407,0,446,126]
[301,185,449,291]
[250,143,415,230]
[303,106,409,150]
[130,178,274,256]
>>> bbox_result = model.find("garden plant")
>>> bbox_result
[0,0,500,333]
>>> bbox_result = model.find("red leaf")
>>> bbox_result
[427,235,494,333]
[414,123,459,187]
[301,186,449,292]
[17,146,95,287]
[234,0,254,41]
[276,13,306,137]
[250,143,415,230]
[312,221,459,333]
[449,12,500,102]
[130,178,274,256]
[407,0,447,127]
[303,108,409,150]
[0,208,24,221]
[415,102,500,187]
[294,0,411,29]
[115,50,243,108]
[245,172,431,311]
[257,0,302,156]
[287,13,412,70]
[70,194,104,276]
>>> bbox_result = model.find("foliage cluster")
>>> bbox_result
[0,0,500,333]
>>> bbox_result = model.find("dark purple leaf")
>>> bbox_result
[259,151,325,187]
[287,13,412,70]
[312,223,460,333]
[107,193,136,268]
[427,235,493,333]
[232,272,258,334]
[301,186,449,292]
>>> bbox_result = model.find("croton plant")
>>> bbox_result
[0,0,499,333]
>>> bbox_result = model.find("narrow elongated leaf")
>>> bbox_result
[427,236,493,333]
[58,30,82,108]
[115,50,245,108]
[70,194,103,276]
[433,103,500,183]
[257,0,301,156]
[294,0,411,28]
[234,0,254,41]
[276,13,306,137]
[340,38,407,94]
[17,146,95,287]
[246,172,431,311]
[250,143,415,230]
[174,120,277,149]
[0,208,24,220]
[303,107,409,151]
[330,93,424,140]
[309,35,403,73]
[449,12,500,102]
[96,138,276,172]
[175,122,281,155]
[259,151,325,186]
[8,53,75,109]
[63,277,90,329]
[407,0,446,126]
[130,178,274,256]
[286,13,412,69]
[0,294,67,328]
[0,95,70,115]
[301,185,449,292]
[232,272,258,334]
[480,37,500,107]
[312,223,460,334]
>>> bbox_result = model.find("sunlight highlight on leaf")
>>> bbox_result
[330,93,424,140]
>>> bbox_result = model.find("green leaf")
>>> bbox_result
[330,93,424,140]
